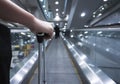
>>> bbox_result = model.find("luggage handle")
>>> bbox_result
[36,25,60,84]
[37,33,48,84]
[36,33,49,43]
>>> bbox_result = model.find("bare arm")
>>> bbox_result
[0,0,53,38]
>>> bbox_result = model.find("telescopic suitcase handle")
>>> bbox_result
[36,25,60,84]
[36,33,50,43]
[36,33,47,84]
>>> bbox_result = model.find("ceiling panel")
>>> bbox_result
[67,0,104,29]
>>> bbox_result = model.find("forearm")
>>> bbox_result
[0,0,34,28]
[0,0,54,38]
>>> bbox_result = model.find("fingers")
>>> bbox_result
[40,22,54,39]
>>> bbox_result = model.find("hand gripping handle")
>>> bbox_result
[36,25,60,43]
[36,33,49,43]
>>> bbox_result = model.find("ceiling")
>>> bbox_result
[38,0,114,29]
[47,0,72,19]
[68,0,104,28]
[12,0,118,29]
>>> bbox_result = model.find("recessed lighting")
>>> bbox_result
[21,32,25,35]
[62,12,65,14]
[56,9,59,11]
[97,31,102,34]
[106,48,110,52]
[93,12,96,14]
[98,13,102,17]
[70,35,74,38]
[102,7,104,10]
[64,25,66,28]
[56,13,59,16]
[79,34,83,37]
[93,43,96,46]
[93,15,95,18]
[80,12,86,17]
[64,14,69,20]
[65,23,67,25]
[84,31,88,34]
[56,23,59,25]
[55,1,59,5]
[44,10,47,13]
[84,25,88,27]
[103,0,108,2]
[40,0,43,2]
[43,5,45,8]
[54,14,61,21]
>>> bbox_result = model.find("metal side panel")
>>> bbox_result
[61,35,116,84]
[10,51,38,84]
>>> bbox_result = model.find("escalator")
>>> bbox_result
[29,38,82,84]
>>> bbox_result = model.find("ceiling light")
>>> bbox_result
[44,10,47,13]
[27,35,31,37]
[93,43,96,46]
[70,35,74,38]
[77,42,83,46]
[54,15,61,21]
[64,26,67,28]
[64,14,69,20]
[65,23,67,25]
[93,12,96,14]
[85,36,88,38]
[62,12,65,14]
[84,25,88,27]
[84,31,88,34]
[44,10,47,12]
[56,23,59,25]
[43,5,45,8]
[56,13,59,16]
[102,7,104,10]
[106,48,110,52]
[79,34,83,37]
[93,15,95,18]
[56,9,59,11]
[55,1,59,5]
[103,0,108,2]
[97,31,102,34]
[21,32,26,35]
[40,0,43,2]
[98,13,102,17]
[80,12,86,17]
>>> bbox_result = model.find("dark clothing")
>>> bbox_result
[54,25,60,39]
[0,23,12,84]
